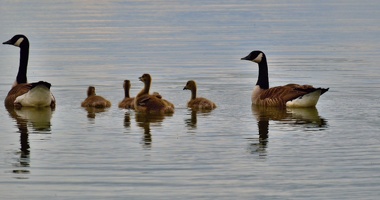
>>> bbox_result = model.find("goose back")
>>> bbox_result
[5,84,31,107]
[252,84,328,107]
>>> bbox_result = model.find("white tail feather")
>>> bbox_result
[14,85,53,107]
[286,90,322,107]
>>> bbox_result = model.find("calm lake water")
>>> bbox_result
[1,0,380,199]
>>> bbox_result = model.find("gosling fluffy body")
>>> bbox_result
[81,86,111,108]
[183,80,217,110]
[134,74,174,114]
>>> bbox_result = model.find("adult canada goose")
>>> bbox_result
[81,86,111,108]
[134,74,174,114]
[183,80,217,110]
[241,50,329,107]
[3,34,56,108]
[118,80,135,109]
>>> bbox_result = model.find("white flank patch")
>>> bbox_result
[286,90,322,107]
[251,85,262,103]
[253,52,263,63]
[12,80,18,87]
[14,37,24,47]
[14,85,52,107]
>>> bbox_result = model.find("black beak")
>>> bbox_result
[241,56,248,60]
[2,40,12,45]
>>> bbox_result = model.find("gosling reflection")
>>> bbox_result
[184,109,213,129]
[135,112,171,149]
[250,106,327,156]
[185,110,197,129]
[6,107,53,177]
[123,112,132,128]
[84,107,109,119]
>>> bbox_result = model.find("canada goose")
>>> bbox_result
[241,50,329,107]
[81,86,111,108]
[3,34,56,108]
[183,80,217,110]
[118,80,135,109]
[134,74,174,114]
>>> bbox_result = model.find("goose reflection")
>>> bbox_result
[185,109,213,129]
[6,107,53,178]
[249,106,327,156]
[134,112,171,149]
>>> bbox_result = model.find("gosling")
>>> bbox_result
[81,86,111,108]
[118,80,135,109]
[183,80,216,110]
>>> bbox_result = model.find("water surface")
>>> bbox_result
[1,1,380,199]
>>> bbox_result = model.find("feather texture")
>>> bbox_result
[5,83,32,108]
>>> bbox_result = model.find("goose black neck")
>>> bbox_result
[256,58,269,89]
[17,44,29,84]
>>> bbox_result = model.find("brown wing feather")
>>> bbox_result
[258,84,317,106]
[4,83,32,107]
[162,99,175,109]
[136,95,164,109]
[152,92,174,109]
[136,94,174,113]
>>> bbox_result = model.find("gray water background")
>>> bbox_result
[0,1,380,199]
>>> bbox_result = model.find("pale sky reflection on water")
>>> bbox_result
[1,1,380,199]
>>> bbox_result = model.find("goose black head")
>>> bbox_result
[241,50,265,63]
[3,34,29,48]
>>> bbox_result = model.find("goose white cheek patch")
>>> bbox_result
[253,53,263,63]
[14,38,24,47]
